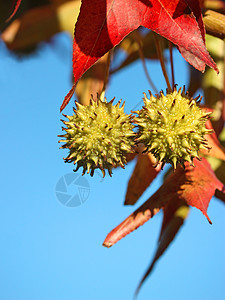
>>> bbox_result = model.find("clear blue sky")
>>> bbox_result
[0,33,224,300]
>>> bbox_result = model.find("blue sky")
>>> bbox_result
[0,33,224,300]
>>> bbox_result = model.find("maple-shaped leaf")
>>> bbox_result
[103,158,224,247]
[135,199,189,296]
[178,0,207,71]
[171,158,224,223]
[201,119,225,161]
[125,153,161,205]
[61,0,218,110]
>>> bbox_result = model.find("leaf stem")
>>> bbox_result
[100,51,111,101]
[153,33,172,92]
[169,42,175,89]
[134,31,158,93]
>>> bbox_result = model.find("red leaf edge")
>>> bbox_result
[6,0,22,22]
[60,83,76,112]
[103,191,165,248]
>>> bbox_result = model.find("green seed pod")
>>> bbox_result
[59,96,135,177]
[135,87,213,169]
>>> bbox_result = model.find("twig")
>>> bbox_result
[169,42,175,89]
[153,33,172,92]
[134,31,158,93]
[100,51,111,101]
[203,10,225,40]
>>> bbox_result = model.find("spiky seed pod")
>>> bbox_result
[59,96,135,177]
[135,87,213,169]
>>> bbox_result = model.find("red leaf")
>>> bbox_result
[177,0,208,70]
[125,153,161,205]
[103,158,224,247]
[159,200,188,241]
[60,83,76,112]
[103,190,165,248]
[185,0,205,41]
[201,119,225,161]
[176,158,224,223]
[61,0,218,109]
[7,0,22,22]
[135,199,189,296]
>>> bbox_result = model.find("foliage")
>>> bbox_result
[1,0,225,297]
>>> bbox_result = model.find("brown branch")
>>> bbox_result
[134,31,158,93]
[169,42,175,89]
[203,10,225,39]
[153,33,172,92]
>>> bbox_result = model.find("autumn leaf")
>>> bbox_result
[209,127,225,204]
[2,1,81,51]
[186,0,205,41]
[211,159,225,204]
[135,199,189,296]
[175,158,224,223]
[201,119,225,161]
[103,189,165,248]
[178,0,207,71]
[76,52,110,106]
[125,153,161,205]
[61,0,218,110]
[103,158,224,247]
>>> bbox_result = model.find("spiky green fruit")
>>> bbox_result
[59,97,135,177]
[135,87,212,169]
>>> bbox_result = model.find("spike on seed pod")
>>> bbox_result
[59,96,135,177]
[135,87,212,169]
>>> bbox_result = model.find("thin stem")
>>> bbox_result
[134,31,158,93]
[153,33,172,92]
[169,41,175,89]
[100,51,111,101]
[223,41,225,124]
